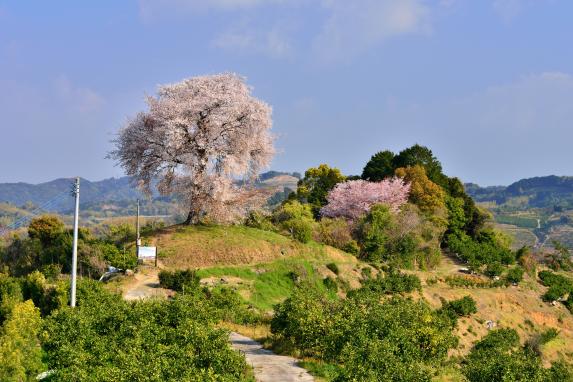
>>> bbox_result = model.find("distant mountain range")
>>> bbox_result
[465,175,573,210]
[0,171,300,213]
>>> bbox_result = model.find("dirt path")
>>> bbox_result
[123,266,171,300]
[229,332,314,382]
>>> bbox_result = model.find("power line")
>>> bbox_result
[0,189,72,237]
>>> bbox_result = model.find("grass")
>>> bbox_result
[150,224,358,310]
[150,224,352,269]
[197,257,344,311]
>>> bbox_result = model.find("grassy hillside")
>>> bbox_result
[138,224,573,369]
[145,225,360,311]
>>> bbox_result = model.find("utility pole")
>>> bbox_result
[136,199,141,258]
[70,177,80,307]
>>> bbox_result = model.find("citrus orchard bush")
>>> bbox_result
[271,284,457,381]
[41,280,252,381]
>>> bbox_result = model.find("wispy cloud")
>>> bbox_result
[213,22,293,59]
[54,75,105,113]
[138,0,300,22]
[313,0,432,63]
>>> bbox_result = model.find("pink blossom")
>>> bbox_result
[320,178,410,221]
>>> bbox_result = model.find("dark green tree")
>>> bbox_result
[393,144,446,186]
[361,150,395,181]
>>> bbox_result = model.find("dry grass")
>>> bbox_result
[149,224,352,269]
[414,257,573,365]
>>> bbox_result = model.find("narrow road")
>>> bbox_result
[121,267,314,381]
[229,332,314,382]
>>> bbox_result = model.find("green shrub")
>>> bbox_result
[315,218,354,251]
[323,276,338,293]
[326,262,339,275]
[272,289,458,381]
[42,281,250,381]
[506,266,524,284]
[538,271,573,302]
[342,240,360,255]
[244,210,276,232]
[463,328,564,382]
[158,269,200,292]
[484,262,503,278]
[348,271,421,298]
[272,201,315,243]
[40,263,61,281]
[440,296,477,325]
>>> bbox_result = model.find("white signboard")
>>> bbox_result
[138,246,157,259]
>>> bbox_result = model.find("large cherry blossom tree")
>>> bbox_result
[111,73,274,224]
[320,178,410,221]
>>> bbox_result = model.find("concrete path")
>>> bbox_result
[229,332,314,382]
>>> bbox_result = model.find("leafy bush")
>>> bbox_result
[244,210,276,232]
[505,266,524,284]
[0,300,44,381]
[341,240,360,255]
[444,275,506,289]
[323,276,338,293]
[41,280,251,381]
[443,296,478,317]
[348,271,421,298]
[159,269,200,292]
[538,271,573,302]
[326,262,339,275]
[271,288,457,381]
[272,200,315,243]
[484,262,503,278]
[463,328,566,382]
[315,218,355,252]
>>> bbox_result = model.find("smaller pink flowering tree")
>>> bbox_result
[320,178,410,221]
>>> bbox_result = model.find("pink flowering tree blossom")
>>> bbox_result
[320,178,410,221]
[111,73,274,224]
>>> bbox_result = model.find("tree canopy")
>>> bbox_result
[111,73,274,224]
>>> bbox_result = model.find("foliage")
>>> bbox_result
[0,300,44,382]
[244,210,276,232]
[484,262,504,277]
[440,296,477,324]
[321,178,410,221]
[547,240,573,271]
[462,328,565,382]
[355,204,442,269]
[27,215,65,245]
[315,218,355,252]
[296,164,346,218]
[347,271,422,298]
[395,165,446,214]
[538,271,573,302]
[271,288,457,381]
[159,269,200,292]
[272,200,314,243]
[326,262,339,275]
[361,150,395,181]
[356,204,394,262]
[446,229,515,270]
[444,275,507,289]
[111,73,274,224]
[41,280,251,381]
[323,276,338,293]
[506,266,524,284]
[393,144,446,186]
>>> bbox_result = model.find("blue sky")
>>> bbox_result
[1,0,572,186]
